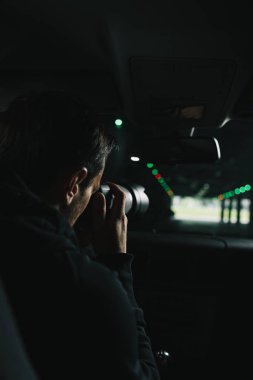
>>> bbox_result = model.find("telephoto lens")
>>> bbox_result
[99,183,149,218]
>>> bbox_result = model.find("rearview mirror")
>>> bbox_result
[130,137,221,164]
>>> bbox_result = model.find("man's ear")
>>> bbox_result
[65,168,88,205]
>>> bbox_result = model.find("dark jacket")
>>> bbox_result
[0,169,160,380]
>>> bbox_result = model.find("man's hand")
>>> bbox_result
[90,182,127,255]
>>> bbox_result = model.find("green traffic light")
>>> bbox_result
[240,186,245,193]
[152,169,159,175]
[147,163,154,169]
[245,184,251,191]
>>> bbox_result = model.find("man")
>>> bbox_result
[0,90,160,379]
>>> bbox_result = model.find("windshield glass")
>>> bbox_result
[124,120,253,238]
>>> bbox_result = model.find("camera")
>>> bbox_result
[75,183,149,253]
[76,183,149,231]
[99,183,149,218]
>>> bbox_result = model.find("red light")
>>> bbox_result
[155,173,161,179]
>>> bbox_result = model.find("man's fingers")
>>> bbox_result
[92,192,106,231]
[106,182,126,219]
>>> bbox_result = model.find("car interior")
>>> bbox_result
[1,0,253,379]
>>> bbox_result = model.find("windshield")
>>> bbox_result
[120,120,253,238]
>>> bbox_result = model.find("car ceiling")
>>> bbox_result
[1,0,253,197]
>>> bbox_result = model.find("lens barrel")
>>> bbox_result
[99,183,149,218]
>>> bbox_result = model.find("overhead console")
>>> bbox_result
[130,57,237,134]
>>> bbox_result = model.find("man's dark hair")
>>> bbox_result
[0,90,116,193]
